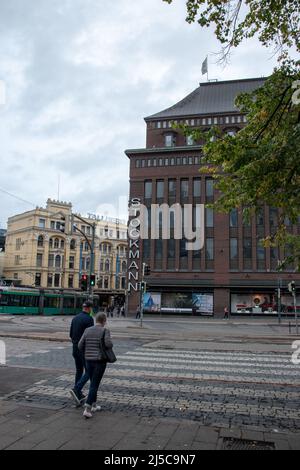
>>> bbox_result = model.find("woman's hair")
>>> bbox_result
[96,312,107,324]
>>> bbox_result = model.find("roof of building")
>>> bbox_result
[145,77,266,120]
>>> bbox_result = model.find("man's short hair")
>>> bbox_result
[83,300,93,309]
[96,312,107,324]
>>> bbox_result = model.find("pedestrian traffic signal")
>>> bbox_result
[80,274,88,291]
[90,275,96,287]
[143,264,151,276]
[140,281,146,293]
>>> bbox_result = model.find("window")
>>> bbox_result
[206,239,214,260]
[36,253,43,267]
[51,221,55,229]
[48,254,54,267]
[38,235,44,247]
[180,239,188,258]
[157,121,161,129]
[55,255,61,268]
[39,218,46,229]
[270,208,278,227]
[206,179,214,199]
[60,239,65,249]
[206,208,214,228]
[145,181,152,200]
[230,209,238,228]
[186,135,194,146]
[121,261,127,273]
[54,238,59,249]
[257,245,265,270]
[104,278,109,289]
[68,275,74,289]
[214,117,218,124]
[143,239,151,260]
[16,238,22,250]
[136,160,140,168]
[156,180,164,200]
[165,134,174,147]
[243,238,252,260]
[230,238,238,261]
[54,274,60,288]
[47,274,53,288]
[168,180,176,199]
[193,179,201,198]
[15,255,21,266]
[181,179,189,200]
[70,239,76,250]
[155,240,163,259]
[168,239,176,259]
[35,273,41,287]
[207,118,212,125]
[105,260,110,272]
[69,256,75,269]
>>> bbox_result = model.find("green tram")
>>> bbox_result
[0,287,100,316]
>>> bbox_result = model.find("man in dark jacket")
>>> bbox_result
[69,300,94,405]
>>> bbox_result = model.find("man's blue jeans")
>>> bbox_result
[72,344,89,394]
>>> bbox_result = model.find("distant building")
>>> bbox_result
[3,199,128,306]
[125,78,300,317]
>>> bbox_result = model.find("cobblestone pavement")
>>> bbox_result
[2,340,300,434]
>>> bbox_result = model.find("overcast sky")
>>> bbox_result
[0,0,282,227]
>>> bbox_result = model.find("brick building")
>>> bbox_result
[125,78,300,317]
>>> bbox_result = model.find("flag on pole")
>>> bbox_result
[201,56,208,75]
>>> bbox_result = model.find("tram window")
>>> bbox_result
[0,294,39,307]
[44,296,60,308]
[0,294,9,306]
[63,297,75,309]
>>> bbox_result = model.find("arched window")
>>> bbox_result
[70,239,76,250]
[55,255,61,268]
[60,239,65,249]
[107,244,112,254]
[38,235,44,248]
[105,260,110,272]
[54,238,59,249]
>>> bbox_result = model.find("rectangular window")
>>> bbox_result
[214,117,218,124]
[48,254,54,268]
[156,180,164,200]
[230,238,238,269]
[145,181,152,200]
[155,240,163,260]
[36,253,43,267]
[243,238,252,270]
[206,238,214,260]
[165,134,173,147]
[270,208,278,227]
[205,208,214,228]
[47,274,53,288]
[168,180,176,199]
[206,179,214,199]
[15,255,21,266]
[143,240,151,260]
[16,238,22,250]
[135,160,140,168]
[181,179,189,200]
[193,179,201,198]
[157,122,161,129]
[202,118,206,125]
[35,273,41,287]
[207,118,212,125]
[39,218,46,228]
[168,239,176,259]
[54,274,60,288]
[186,135,194,146]
[68,275,74,289]
[230,209,238,227]
[69,256,75,269]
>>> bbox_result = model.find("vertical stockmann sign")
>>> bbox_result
[128,198,205,292]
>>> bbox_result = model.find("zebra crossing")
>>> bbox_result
[6,346,300,432]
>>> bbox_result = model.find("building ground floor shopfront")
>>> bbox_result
[128,280,300,318]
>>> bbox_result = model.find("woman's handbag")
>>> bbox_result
[101,330,117,363]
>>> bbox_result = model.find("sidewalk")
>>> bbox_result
[0,399,299,450]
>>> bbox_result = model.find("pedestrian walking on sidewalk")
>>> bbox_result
[136,306,141,319]
[69,300,94,406]
[78,312,114,419]
[223,306,229,319]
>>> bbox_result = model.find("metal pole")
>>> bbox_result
[294,292,298,335]
[277,279,282,325]
[89,223,96,297]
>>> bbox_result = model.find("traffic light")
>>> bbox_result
[90,275,96,287]
[80,274,88,291]
[140,281,147,293]
[143,264,151,276]
[288,281,296,294]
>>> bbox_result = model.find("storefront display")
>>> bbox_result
[144,291,213,315]
[231,293,300,315]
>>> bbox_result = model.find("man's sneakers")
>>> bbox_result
[91,404,101,412]
[70,389,86,407]
[83,407,93,419]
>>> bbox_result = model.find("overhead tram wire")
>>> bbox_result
[0,187,36,207]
